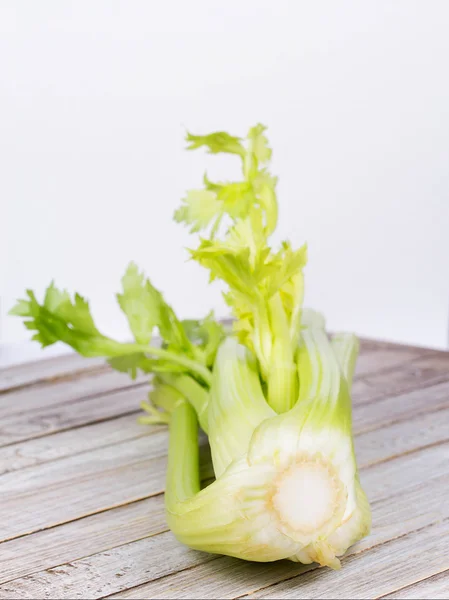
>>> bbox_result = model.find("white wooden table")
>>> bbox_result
[0,338,449,599]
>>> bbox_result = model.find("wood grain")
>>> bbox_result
[352,352,449,405]
[352,379,449,433]
[3,475,447,600]
[244,520,449,599]
[0,436,168,542]
[0,369,147,419]
[0,339,448,599]
[0,354,105,394]
[0,498,166,585]
[2,441,448,597]
[354,404,449,466]
[0,531,214,600]
[0,373,448,542]
[380,569,449,599]
[0,323,385,394]
[353,345,425,377]
[0,346,446,450]
[0,372,443,476]
[0,383,149,447]
[0,414,155,475]
[103,474,449,600]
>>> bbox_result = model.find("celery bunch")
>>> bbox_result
[11,125,371,569]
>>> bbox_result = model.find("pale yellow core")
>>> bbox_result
[273,461,340,533]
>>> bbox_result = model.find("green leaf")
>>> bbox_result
[174,179,255,236]
[9,287,119,357]
[9,299,31,316]
[226,209,266,268]
[108,353,151,379]
[252,170,278,235]
[173,189,222,234]
[186,131,245,156]
[247,123,272,165]
[11,273,214,387]
[176,124,279,239]
[118,262,193,355]
[265,242,308,297]
[117,263,164,345]
[205,178,254,220]
[190,240,257,300]
[181,312,225,367]
[175,124,306,397]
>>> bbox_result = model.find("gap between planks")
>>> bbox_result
[1,379,448,544]
[1,342,448,598]
[2,375,449,480]
[0,342,440,396]
[105,519,449,600]
[0,378,151,448]
[2,453,448,598]
[0,325,405,390]
[2,348,448,453]
[0,370,447,553]
[1,343,447,465]
[0,322,235,395]
[241,520,449,600]
[378,568,449,599]
[1,428,449,592]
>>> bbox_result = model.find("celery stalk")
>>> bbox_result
[11,124,371,571]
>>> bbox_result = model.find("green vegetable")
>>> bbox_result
[176,124,307,413]
[10,124,371,570]
[165,318,370,566]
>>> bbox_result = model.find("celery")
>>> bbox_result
[10,124,371,570]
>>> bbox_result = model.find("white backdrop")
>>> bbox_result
[1,0,449,363]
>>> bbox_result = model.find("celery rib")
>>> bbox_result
[165,400,200,513]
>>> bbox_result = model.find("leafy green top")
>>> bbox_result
[10,263,223,387]
[174,124,307,412]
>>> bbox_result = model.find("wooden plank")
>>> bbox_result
[0,384,150,447]
[380,569,449,599]
[353,346,426,378]
[0,341,446,596]
[1,442,447,595]
[352,379,449,434]
[0,498,166,585]
[0,414,155,475]
[0,436,168,542]
[358,441,449,502]
[0,331,441,398]
[0,353,105,394]
[1,381,448,543]
[0,432,212,543]
[2,371,446,482]
[357,337,428,353]
[5,362,446,449]
[0,344,445,451]
[0,368,147,419]
[1,350,447,458]
[352,352,449,406]
[354,404,449,466]
[1,369,447,478]
[0,350,359,423]
[0,531,213,600]
[0,326,235,395]
[0,330,169,395]
[103,475,449,600]
[4,380,444,482]
[0,345,383,395]
[108,447,449,599]
[244,520,449,599]
[0,430,168,500]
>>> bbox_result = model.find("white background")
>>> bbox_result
[1,0,449,365]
